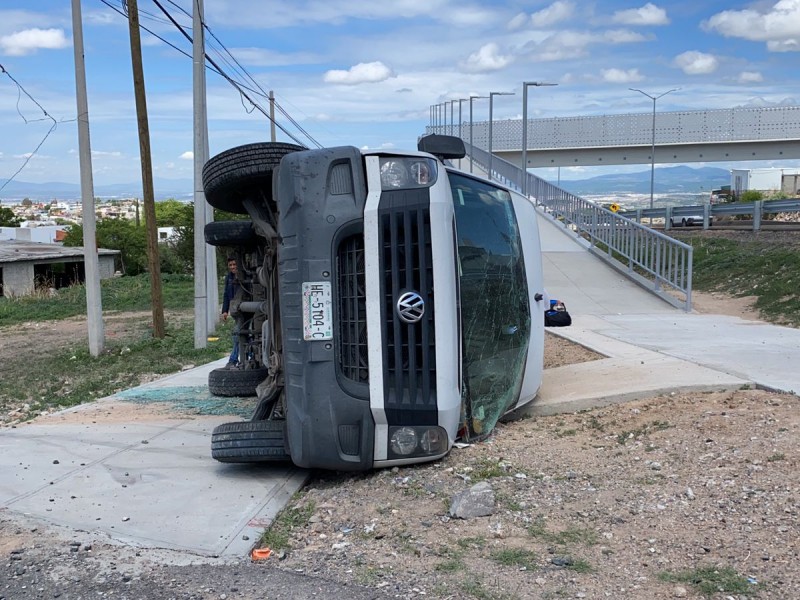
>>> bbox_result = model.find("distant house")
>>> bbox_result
[0,240,119,297]
[0,225,66,244]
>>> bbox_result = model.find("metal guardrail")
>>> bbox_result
[622,198,800,231]
[468,145,694,311]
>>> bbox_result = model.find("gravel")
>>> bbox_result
[2,334,797,599]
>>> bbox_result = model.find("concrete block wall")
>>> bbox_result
[2,262,35,297]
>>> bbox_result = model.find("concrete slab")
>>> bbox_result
[0,361,309,558]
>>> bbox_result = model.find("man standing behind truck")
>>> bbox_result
[221,257,240,369]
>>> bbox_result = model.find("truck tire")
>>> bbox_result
[211,420,290,463]
[202,142,305,214]
[204,220,259,247]
[208,366,268,397]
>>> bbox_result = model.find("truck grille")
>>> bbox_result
[336,234,368,384]
[379,195,437,423]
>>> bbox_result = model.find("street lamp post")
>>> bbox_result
[457,98,467,139]
[488,91,515,182]
[629,87,679,211]
[449,100,454,136]
[521,81,557,196]
[469,95,488,173]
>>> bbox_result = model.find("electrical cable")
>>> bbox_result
[0,64,58,193]
[162,0,322,148]
[148,0,312,147]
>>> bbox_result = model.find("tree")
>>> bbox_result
[21,198,32,207]
[64,219,148,275]
[154,198,192,227]
[0,207,22,227]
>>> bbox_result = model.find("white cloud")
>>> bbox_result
[768,39,800,52]
[612,3,669,26]
[530,1,574,28]
[526,28,647,61]
[674,50,719,75]
[704,0,800,50]
[507,12,529,31]
[737,71,764,83]
[91,151,122,158]
[462,42,513,72]
[602,68,644,83]
[180,151,194,160]
[604,29,649,43]
[323,61,394,85]
[0,28,69,56]
[230,47,321,67]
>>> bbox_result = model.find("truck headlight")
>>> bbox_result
[388,425,449,459]
[379,157,438,191]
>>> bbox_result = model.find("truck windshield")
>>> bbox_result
[448,172,531,440]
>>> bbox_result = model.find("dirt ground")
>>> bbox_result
[1,297,798,599]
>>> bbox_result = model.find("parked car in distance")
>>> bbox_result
[669,213,712,227]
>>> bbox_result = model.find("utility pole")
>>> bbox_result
[192,0,209,347]
[126,0,165,338]
[71,0,104,356]
[269,90,277,142]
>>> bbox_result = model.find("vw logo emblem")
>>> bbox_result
[397,291,425,324]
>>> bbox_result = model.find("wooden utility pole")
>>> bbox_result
[126,0,165,338]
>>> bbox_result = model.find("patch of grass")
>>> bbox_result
[567,559,594,573]
[496,492,524,512]
[616,420,673,445]
[0,273,196,326]
[527,520,597,548]
[658,565,754,597]
[435,557,466,572]
[470,458,508,481]
[555,428,577,438]
[677,234,800,326]
[489,547,537,570]
[0,319,231,419]
[260,500,316,550]
[767,452,785,462]
[547,527,597,547]
[456,536,486,550]
[584,416,605,432]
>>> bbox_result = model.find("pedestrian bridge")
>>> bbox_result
[428,105,800,168]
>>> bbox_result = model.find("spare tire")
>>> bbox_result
[211,420,290,463]
[202,142,305,214]
[208,366,268,397]
[204,220,259,247]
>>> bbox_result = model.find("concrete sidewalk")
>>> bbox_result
[0,358,309,558]
[535,212,800,416]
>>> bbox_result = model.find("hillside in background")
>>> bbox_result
[2,166,729,202]
[555,165,730,195]
[0,178,194,202]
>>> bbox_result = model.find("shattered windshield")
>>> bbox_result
[449,172,531,441]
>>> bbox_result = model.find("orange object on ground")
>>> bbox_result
[251,547,272,560]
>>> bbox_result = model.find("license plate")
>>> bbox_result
[302,282,333,341]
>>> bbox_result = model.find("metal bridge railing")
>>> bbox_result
[468,145,694,311]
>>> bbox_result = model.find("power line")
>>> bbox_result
[147,0,316,147]
[0,63,58,193]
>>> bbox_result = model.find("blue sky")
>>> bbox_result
[1,0,799,188]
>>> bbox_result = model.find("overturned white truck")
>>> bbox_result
[203,135,545,471]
